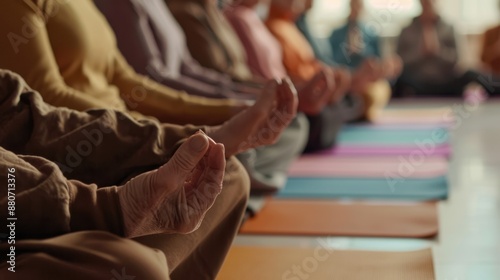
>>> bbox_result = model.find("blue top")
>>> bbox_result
[329,21,381,69]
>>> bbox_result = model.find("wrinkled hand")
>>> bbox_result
[118,132,225,238]
[297,69,332,115]
[207,78,298,157]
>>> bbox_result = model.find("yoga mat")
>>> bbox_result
[278,176,448,200]
[288,155,448,178]
[338,126,449,145]
[374,107,453,125]
[218,247,435,280]
[240,200,438,237]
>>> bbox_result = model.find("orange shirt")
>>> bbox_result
[265,5,321,81]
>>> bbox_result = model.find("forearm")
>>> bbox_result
[112,53,244,125]
[0,148,124,239]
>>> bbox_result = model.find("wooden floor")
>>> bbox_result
[233,100,500,280]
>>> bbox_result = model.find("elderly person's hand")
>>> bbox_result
[207,78,298,156]
[118,132,225,238]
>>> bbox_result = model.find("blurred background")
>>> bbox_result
[305,0,499,67]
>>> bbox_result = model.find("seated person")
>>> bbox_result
[396,0,499,97]
[0,68,297,278]
[0,138,226,280]
[0,0,301,194]
[327,0,400,119]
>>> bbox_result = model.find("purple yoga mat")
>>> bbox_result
[322,144,451,157]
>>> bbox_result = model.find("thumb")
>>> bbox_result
[158,132,210,183]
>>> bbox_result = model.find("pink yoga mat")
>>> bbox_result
[324,144,451,157]
[288,155,448,178]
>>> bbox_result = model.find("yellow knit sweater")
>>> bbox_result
[0,0,240,125]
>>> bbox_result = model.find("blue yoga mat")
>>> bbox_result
[338,126,449,145]
[278,176,448,200]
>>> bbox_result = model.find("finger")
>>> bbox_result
[189,143,225,224]
[159,132,210,187]
[199,143,225,197]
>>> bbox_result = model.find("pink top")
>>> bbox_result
[224,6,287,80]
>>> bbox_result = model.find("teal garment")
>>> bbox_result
[329,22,381,69]
[296,13,337,66]
[338,126,449,145]
[278,176,448,200]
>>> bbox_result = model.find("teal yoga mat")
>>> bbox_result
[278,176,448,200]
[338,126,449,145]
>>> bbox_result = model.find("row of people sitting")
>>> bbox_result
[0,0,380,278]
[1,0,499,278]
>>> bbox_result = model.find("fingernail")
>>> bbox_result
[189,134,208,152]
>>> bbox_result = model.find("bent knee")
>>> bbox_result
[2,231,170,280]
[224,156,250,205]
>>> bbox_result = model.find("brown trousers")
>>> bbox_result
[0,70,249,279]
